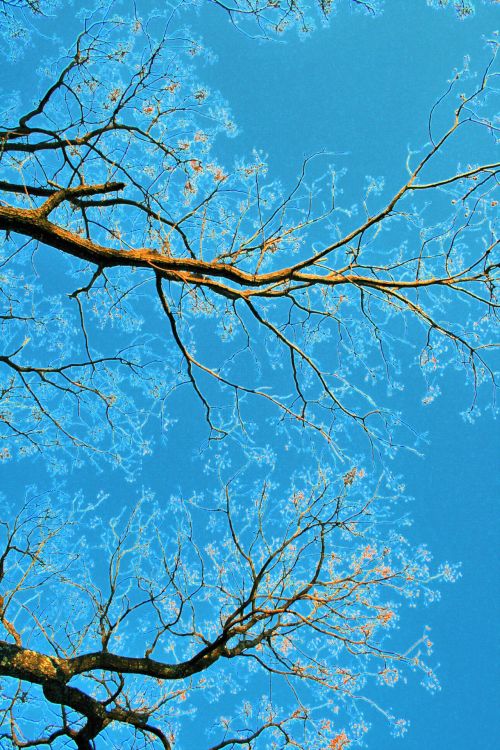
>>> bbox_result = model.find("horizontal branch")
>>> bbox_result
[0,202,493,299]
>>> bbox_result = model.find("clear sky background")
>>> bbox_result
[1,1,498,748]
[191,4,499,747]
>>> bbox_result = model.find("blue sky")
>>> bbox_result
[202,0,500,750]
[191,3,499,747]
[194,4,499,747]
[1,0,498,748]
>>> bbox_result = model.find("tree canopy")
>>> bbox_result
[0,1,498,748]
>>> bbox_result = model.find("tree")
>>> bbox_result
[1,8,497,462]
[0,474,458,748]
[0,0,497,748]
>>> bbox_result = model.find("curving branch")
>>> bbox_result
[0,476,452,748]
